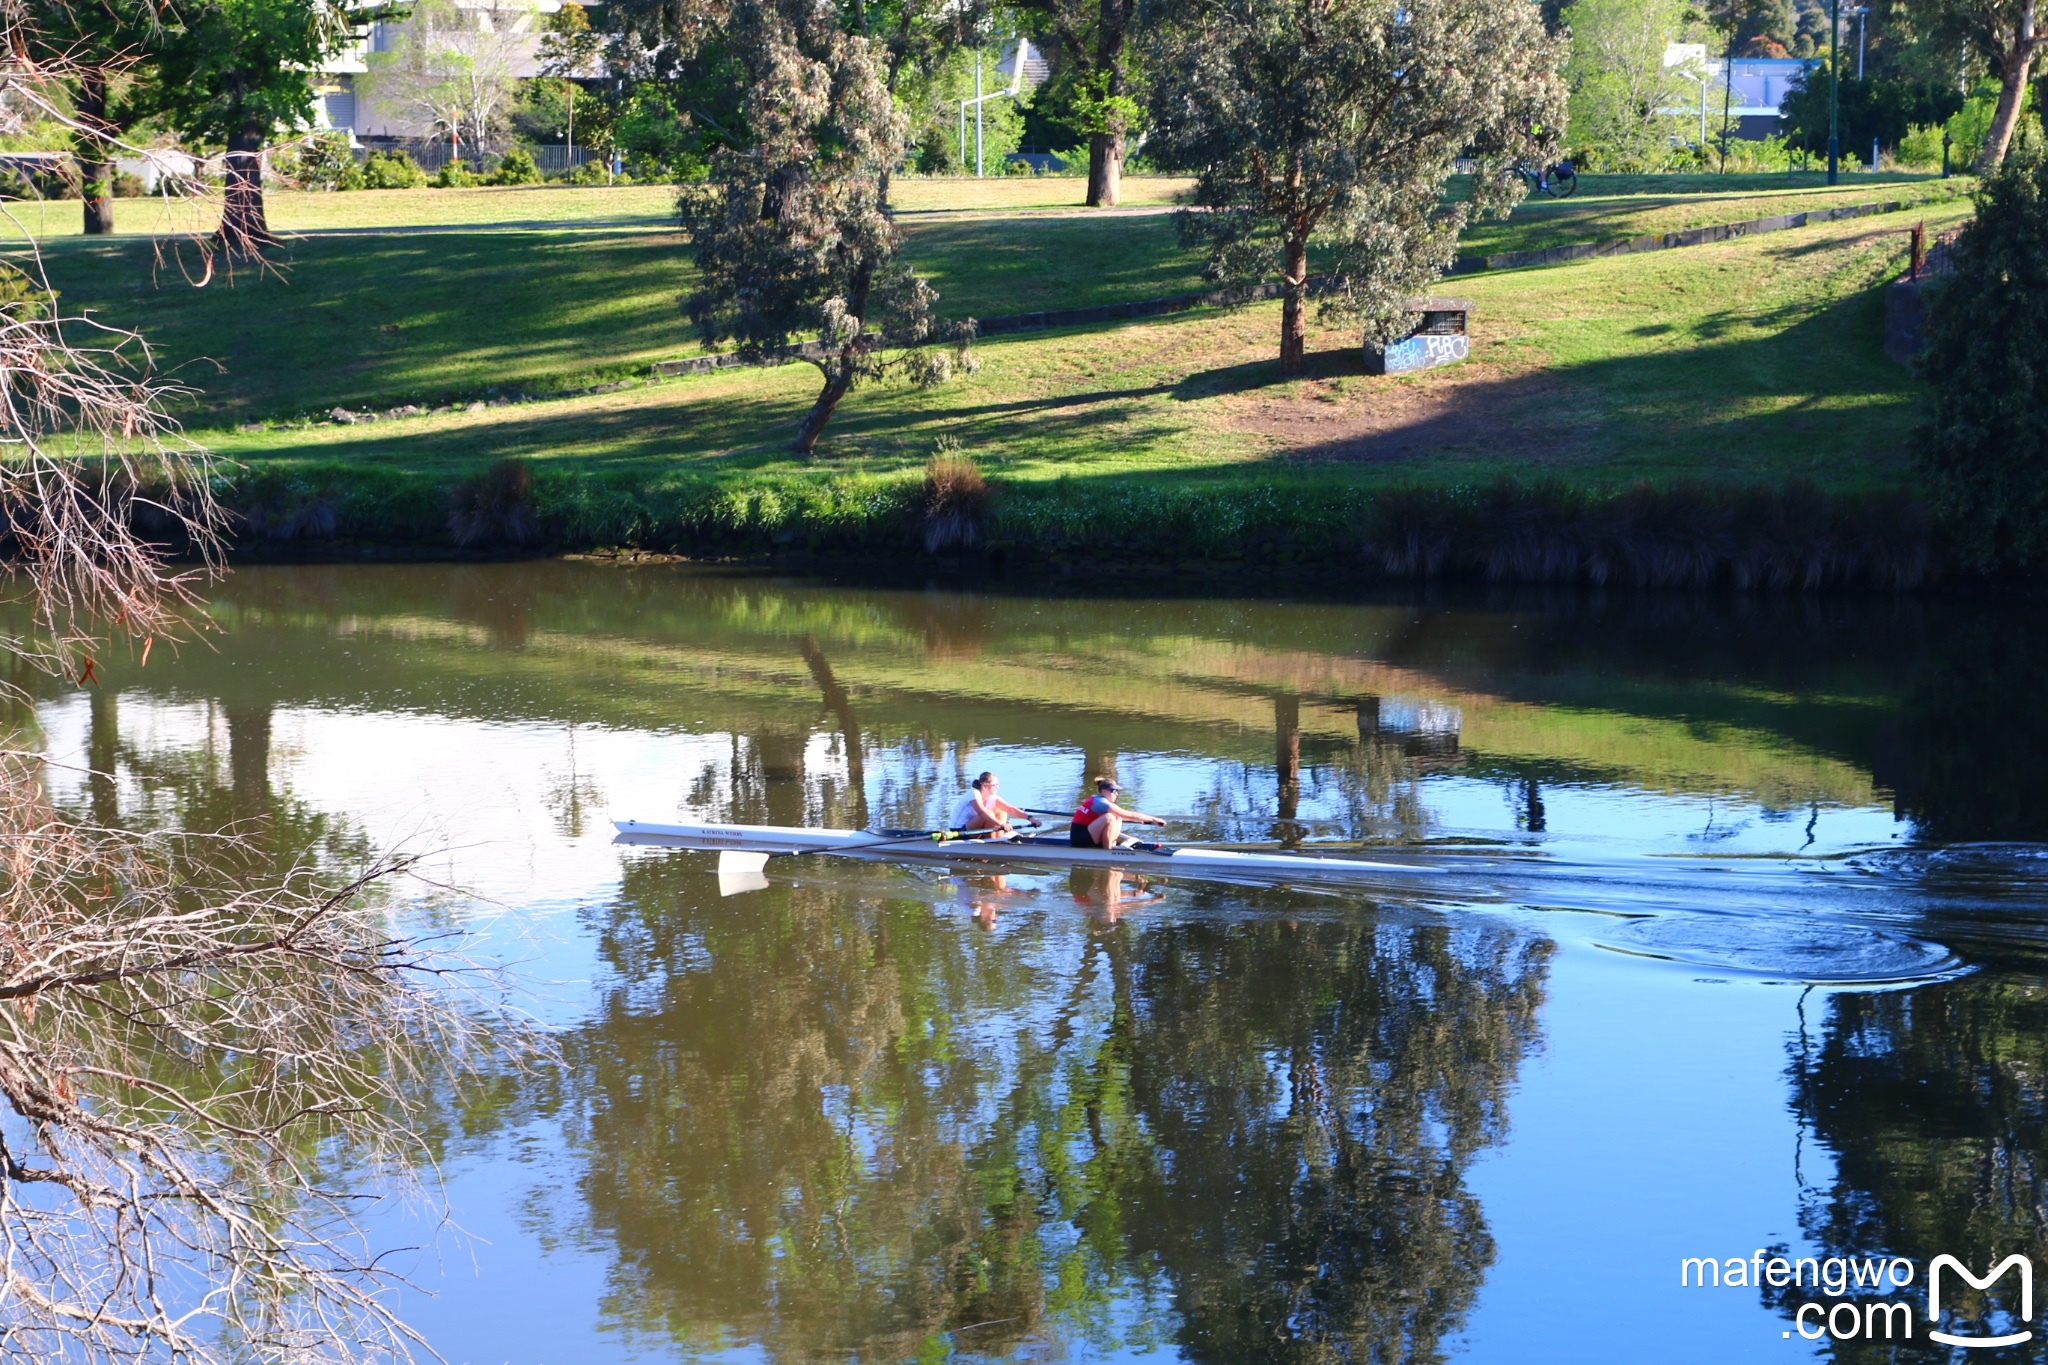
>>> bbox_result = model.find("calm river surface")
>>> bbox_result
[26,563,2048,1364]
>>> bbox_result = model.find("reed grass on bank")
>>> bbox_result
[208,462,1944,589]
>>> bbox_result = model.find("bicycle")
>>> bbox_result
[1516,160,1578,198]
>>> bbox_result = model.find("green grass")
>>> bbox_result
[0,175,1198,240]
[34,173,1963,428]
[29,217,1215,423]
[1454,171,1968,256]
[210,201,1967,496]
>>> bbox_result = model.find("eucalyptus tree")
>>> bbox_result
[1917,142,2048,564]
[1938,0,2046,169]
[680,0,973,455]
[1146,0,1567,375]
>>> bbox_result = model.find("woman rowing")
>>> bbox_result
[1071,776,1167,849]
[951,771,1040,839]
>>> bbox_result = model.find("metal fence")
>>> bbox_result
[353,141,600,174]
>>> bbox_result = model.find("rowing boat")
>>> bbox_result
[612,818,1444,888]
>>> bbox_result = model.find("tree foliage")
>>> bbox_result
[680,0,973,455]
[1146,0,1567,375]
[23,0,165,234]
[1778,65,1968,154]
[1887,0,2048,168]
[1916,141,2048,567]
[1562,0,1695,169]
[147,0,356,251]
[1014,0,1142,205]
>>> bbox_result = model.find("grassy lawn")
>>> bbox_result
[210,201,1966,494]
[1455,172,1968,256]
[28,216,1218,423]
[33,169,1965,428]
[0,175,1196,240]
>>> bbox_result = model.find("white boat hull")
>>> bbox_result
[613,818,1443,887]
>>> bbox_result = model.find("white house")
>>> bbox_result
[312,0,564,143]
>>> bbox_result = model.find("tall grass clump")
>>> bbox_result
[447,458,541,550]
[920,448,991,553]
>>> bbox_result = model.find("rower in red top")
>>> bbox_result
[951,771,1039,840]
[1070,776,1167,849]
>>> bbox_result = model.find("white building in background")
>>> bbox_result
[311,0,564,144]
[1662,44,1821,141]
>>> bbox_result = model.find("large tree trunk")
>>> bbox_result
[218,125,276,257]
[1084,0,1133,207]
[792,265,872,454]
[1279,232,1309,376]
[795,365,853,455]
[76,71,116,236]
[1086,130,1124,208]
[1975,26,2042,172]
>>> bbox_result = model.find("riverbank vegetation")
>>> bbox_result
[169,198,1963,584]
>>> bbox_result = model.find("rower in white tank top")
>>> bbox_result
[950,771,1039,837]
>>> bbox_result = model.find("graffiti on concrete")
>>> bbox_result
[1381,332,1470,375]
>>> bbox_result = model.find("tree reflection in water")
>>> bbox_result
[553,858,1551,1361]
[1768,977,2048,1360]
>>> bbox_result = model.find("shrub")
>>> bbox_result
[919,449,990,553]
[432,159,479,188]
[1897,123,1947,170]
[361,149,427,189]
[490,146,543,185]
[568,159,612,185]
[1916,141,2048,567]
[279,132,361,191]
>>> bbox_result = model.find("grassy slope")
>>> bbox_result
[33,217,1213,422]
[1455,172,1966,256]
[33,174,1966,427]
[211,201,1967,494]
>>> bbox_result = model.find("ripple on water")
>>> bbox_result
[1592,916,1964,985]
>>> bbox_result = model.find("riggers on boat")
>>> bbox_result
[612,818,1444,888]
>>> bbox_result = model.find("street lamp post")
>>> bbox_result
[1678,68,1710,150]
[1827,0,1841,183]
[1853,5,1869,78]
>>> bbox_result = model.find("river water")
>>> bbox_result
[25,562,2048,1364]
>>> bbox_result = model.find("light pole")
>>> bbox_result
[1827,0,1840,183]
[1853,5,1869,78]
[1678,68,1710,150]
[957,38,1031,178]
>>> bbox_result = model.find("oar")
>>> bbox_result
[1026,806,1173,832]
[716,823,1021,878]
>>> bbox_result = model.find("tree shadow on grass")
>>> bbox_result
[1264,278,1916,481]
[1170,346,1365,401]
